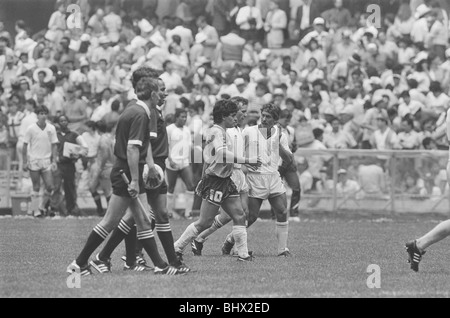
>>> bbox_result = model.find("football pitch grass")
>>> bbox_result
[1,215,450,298]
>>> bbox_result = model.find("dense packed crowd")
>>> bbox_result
[1,0,450,215]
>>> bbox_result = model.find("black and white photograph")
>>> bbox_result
[1,0,450,300]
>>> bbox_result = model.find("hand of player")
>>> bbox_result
[169,158,178,170]
[128,180,139,199]
[147,165,161,187]
[245,157,262,171]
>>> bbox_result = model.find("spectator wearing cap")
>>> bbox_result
[103,5,122,44]
[300,17,330,53]
[294,0,321,41]
[411,52,431,94]
[264,0,288,49]
[411,4,432,48]
[160,60,183,92]
[190,32,208,69]
[91,36,114,65]
[63,85,88,133]
[235,0,264,41]
[425,9,449,61]
[196,16,219,61]
[321,0,351,29]
[336,169,360,197]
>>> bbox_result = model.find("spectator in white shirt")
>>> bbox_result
[103,6,122,43]
[336,169,361,197]
[398,116,422,150]
[160,60,183,92]
[264,0,288,49]
[235,0,264,41]
[427,81,450,115]
[425,9,449,60]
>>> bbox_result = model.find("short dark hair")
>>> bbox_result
[229,96,248,108]
[213,99,239,124]
[135,78,159,101]
[132,67,160,89]
[280,109,292,120]
[86,120,96,129]
[111,100,120,112]
[313,128,324,139]
[96,120,107,133]
[174,108,187,119]
[35,105,49,115]
[26,99,36,108]
[261,103,281,121]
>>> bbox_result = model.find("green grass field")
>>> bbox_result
[1,216,450,298]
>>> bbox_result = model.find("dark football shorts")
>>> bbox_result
[111,163,146,198]
[278,160,297,178]
[146,157,168,199]
[195,174,239,207]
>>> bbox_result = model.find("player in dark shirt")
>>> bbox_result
[95,75,190,273]
[67,77,182,276]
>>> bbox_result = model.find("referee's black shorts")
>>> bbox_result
[111,160,146,198]
[146,157,168,200]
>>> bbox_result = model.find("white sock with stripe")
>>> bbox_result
[197,214,224,243]
[174,223,199,253]
[232,226,249,258]
[276,221,289,255]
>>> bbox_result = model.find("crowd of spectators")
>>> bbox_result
[1,0,450,214]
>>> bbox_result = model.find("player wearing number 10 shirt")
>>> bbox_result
[174,99,261,261]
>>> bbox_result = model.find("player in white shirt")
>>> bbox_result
[166,108,196,219]
[22,105,58,217]
[224,104,293,257]
[405,108,450,272]
[191,97,250,256]
[17,99,37,175]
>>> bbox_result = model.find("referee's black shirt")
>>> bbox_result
[114,100,150,166]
